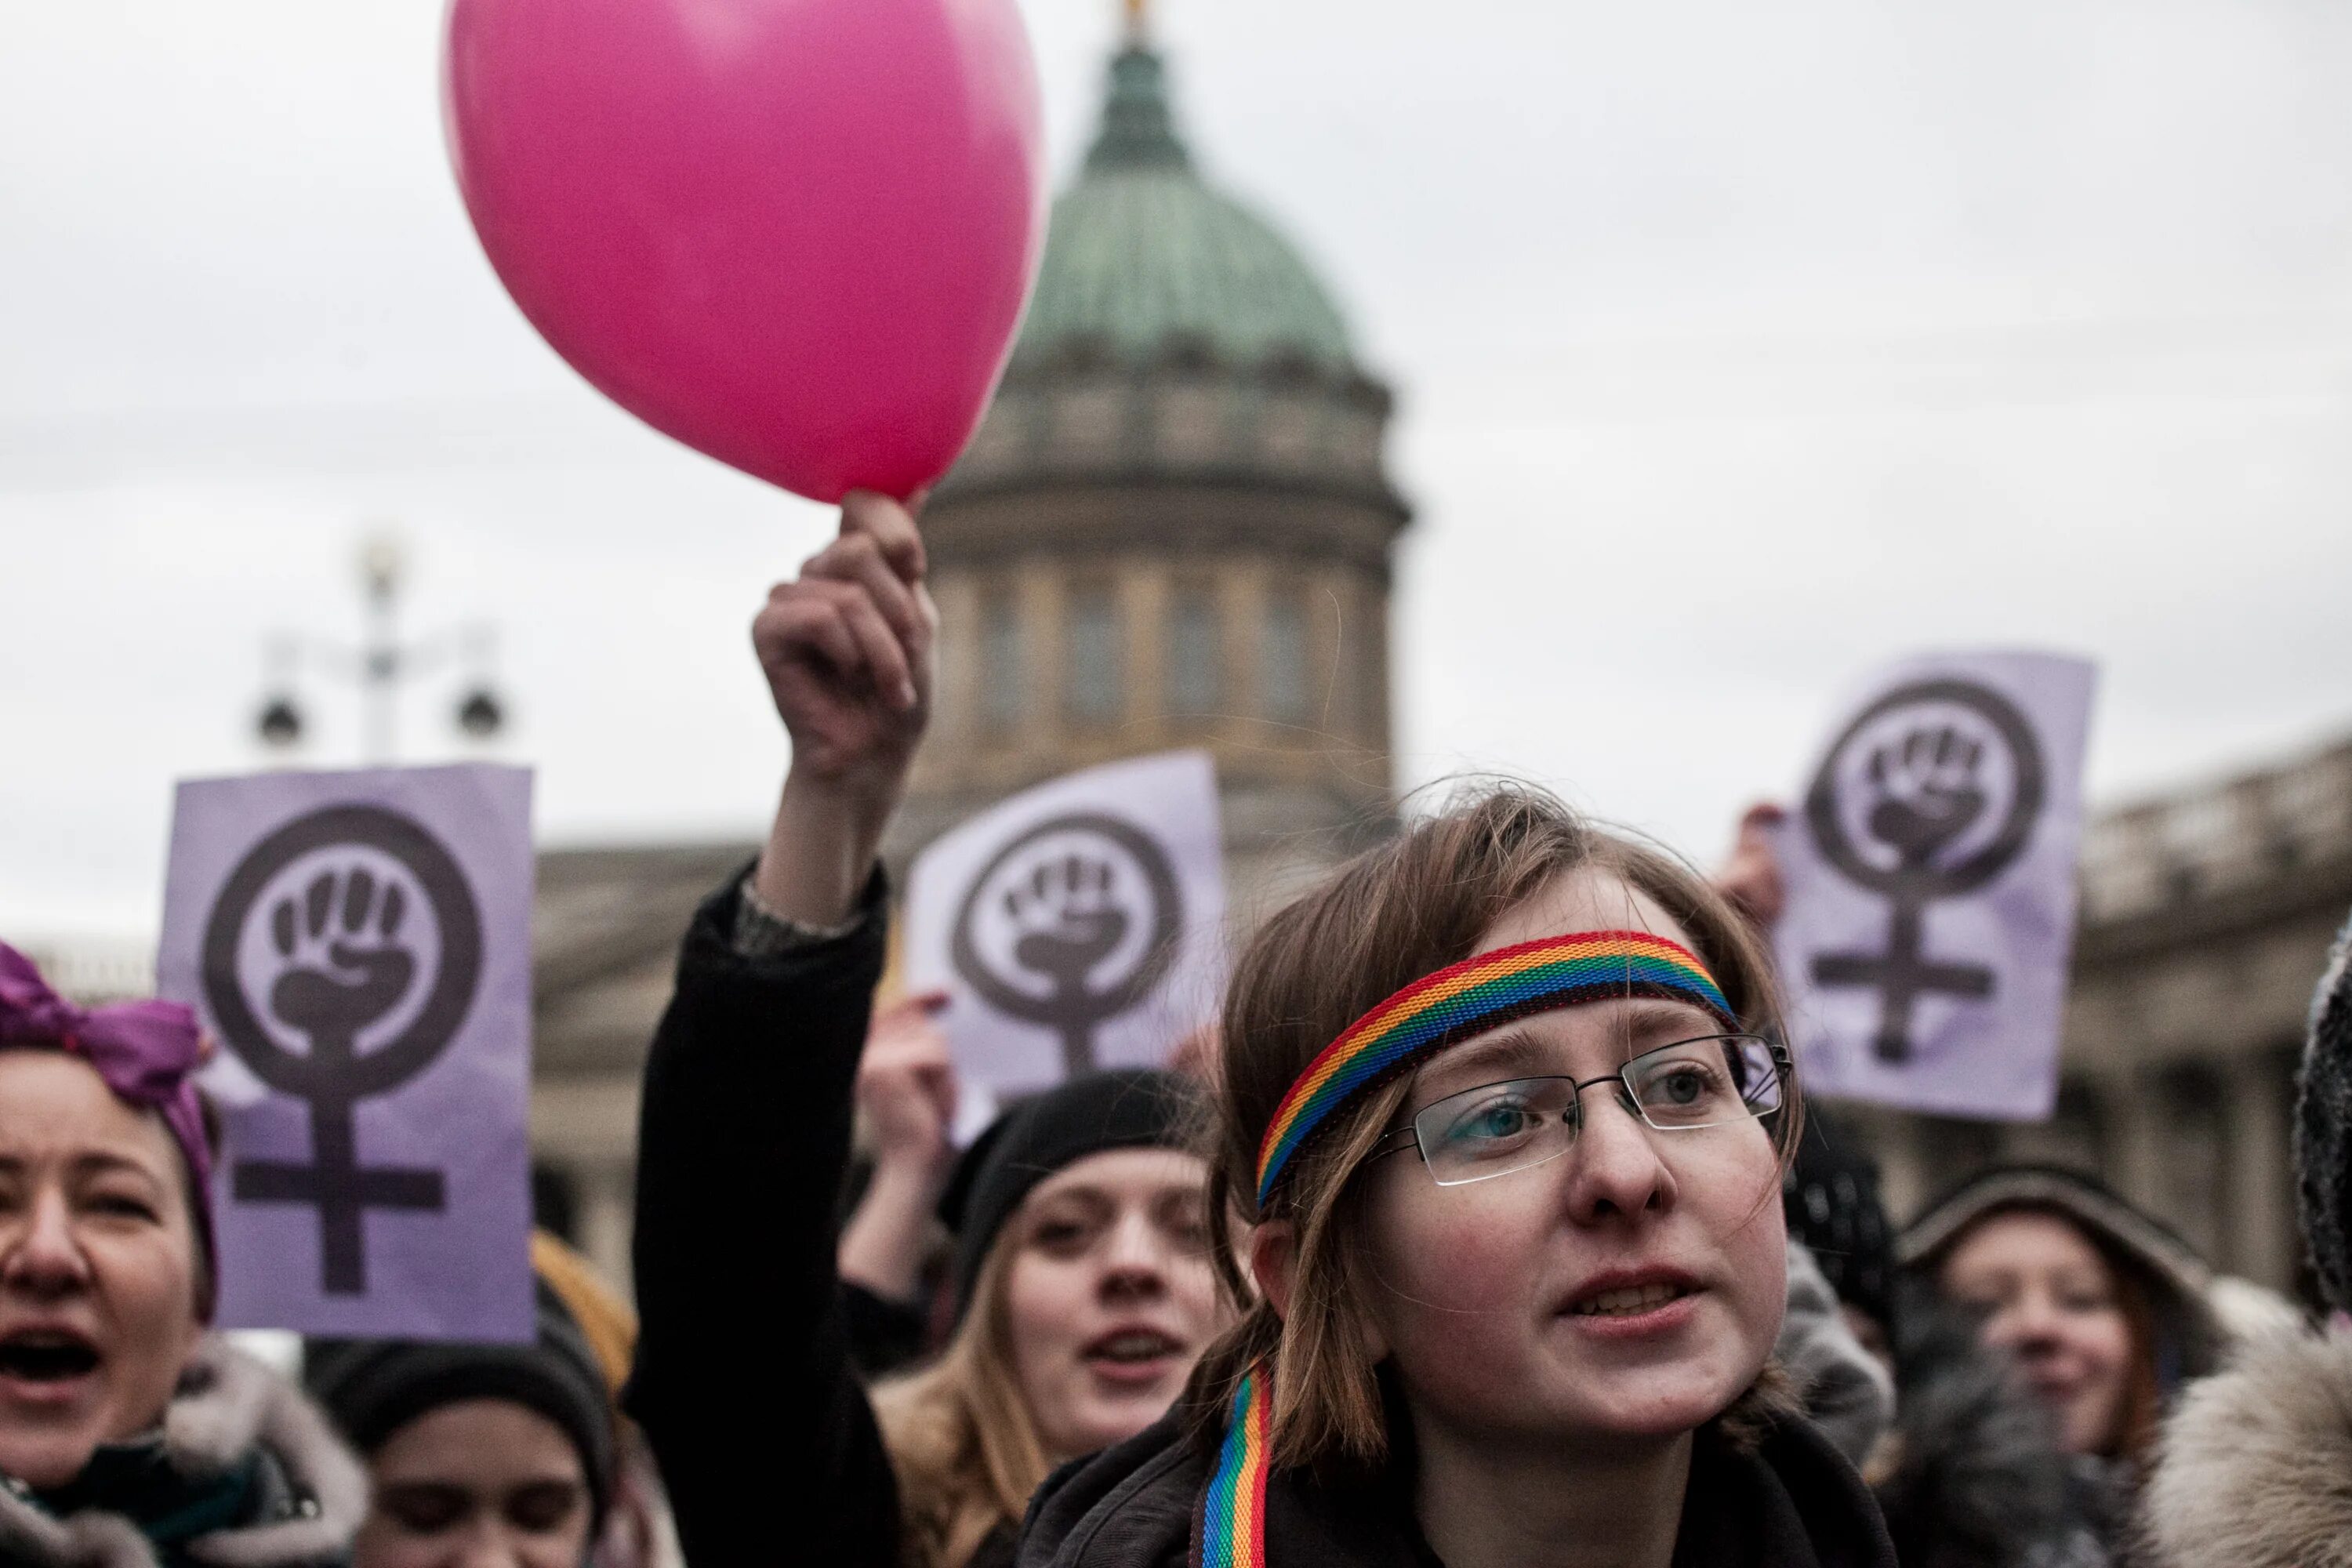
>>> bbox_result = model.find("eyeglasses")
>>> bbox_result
[1367,1034,1790,1188]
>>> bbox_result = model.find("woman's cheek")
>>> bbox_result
[1685,1139,1789,1364]
[1368,1181,1544,1317]
[1005,1256,1083,1370]
[107,1233,203,1423]
[1173,1254,1223,1341]
[2073,1309,2135,1450]
[1362,1183,1551,1399]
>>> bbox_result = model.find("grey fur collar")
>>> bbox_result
[0,1336,367,1568]
[2140,1324,2352,1567]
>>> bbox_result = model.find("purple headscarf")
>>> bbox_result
[0,941,216,1299]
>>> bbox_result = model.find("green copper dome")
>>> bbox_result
[1008,46,1356,376]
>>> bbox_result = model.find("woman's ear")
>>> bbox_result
[1248,1220,1298,1322]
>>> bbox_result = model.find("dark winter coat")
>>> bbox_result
[0,1337,366,1568]
[622,869,911,1568]
[1012,1406,1897,1568]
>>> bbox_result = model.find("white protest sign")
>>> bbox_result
[157,764,535,1341]
[1776,652,2096,1120]
[906,751,1225,1137]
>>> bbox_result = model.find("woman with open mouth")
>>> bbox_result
[0,943,366,1568]
[622,494,1225,1568]
[1013,788,1899,1568]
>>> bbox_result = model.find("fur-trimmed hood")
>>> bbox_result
[2140,1325,2352,1568]
[0,1336,367,1568]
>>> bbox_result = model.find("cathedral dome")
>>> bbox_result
[902,13,1408,906]
[1009,45,1356,379]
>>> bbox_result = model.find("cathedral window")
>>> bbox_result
[1262,587,1312,724]
[981,590,1025,733]
[1065,583,1125,724]
[1166,585,1221,715]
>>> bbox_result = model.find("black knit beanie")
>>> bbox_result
[938,1068,1202,1317]
[2296,907,2352,1312]
[304,1278,616,1526]
[1781,1109,1898,1335]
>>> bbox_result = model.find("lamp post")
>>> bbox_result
[252,528,507,764]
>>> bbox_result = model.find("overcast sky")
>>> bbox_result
[5,0,2350,939]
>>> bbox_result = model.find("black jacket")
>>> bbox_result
[623,870,906,1568]
[1014,1406,1897,1568]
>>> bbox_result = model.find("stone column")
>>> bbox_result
[1127,560,1171,739]
[2102,1070,2166,1221]
[2225,1054,2296,1289]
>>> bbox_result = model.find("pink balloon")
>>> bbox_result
[445,0,1047,503]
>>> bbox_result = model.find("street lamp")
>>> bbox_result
[253,528,510,762]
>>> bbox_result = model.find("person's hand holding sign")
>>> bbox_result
[753,492,937,927]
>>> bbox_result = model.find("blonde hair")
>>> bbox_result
[870,1236,1053,1568]
[1188,784,1802,1472]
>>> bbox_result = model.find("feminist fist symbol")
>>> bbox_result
[1006,855,1131,1002]
[1864,725,1988,869]
[1804,682,2045,1065]
[268,867,416,1056]
[950,814,1185,1081]
[201,805,483,1297]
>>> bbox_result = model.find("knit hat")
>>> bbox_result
[2295,907,2352,1312]
[1781,1109,1897,1334]
[938,1069,1203,1316]
[305,1278,617,1525]
[528,1231,636,1400]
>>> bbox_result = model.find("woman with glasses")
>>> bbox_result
[1014,787,1898,1568]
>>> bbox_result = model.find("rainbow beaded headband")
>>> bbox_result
[1251,929,1737,1208]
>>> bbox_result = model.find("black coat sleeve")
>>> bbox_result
[622,867,902,1568]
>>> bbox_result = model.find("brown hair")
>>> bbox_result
[1187,784,1800,1472]
[870,1235,1053,1568]
[2108,1263,2164,1465]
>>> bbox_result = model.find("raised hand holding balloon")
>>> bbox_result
[443,0,1047,503]
[157,767,535,1341]
[1774,653,2096,1120]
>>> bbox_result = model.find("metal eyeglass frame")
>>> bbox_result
[1363,1033,1793,1188]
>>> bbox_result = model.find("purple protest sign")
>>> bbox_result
[905,751,1227,1142]
[156,764,534,1341]
[1776,652,2096,1120]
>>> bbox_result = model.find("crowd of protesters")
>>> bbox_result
[3,491,2351,1566]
